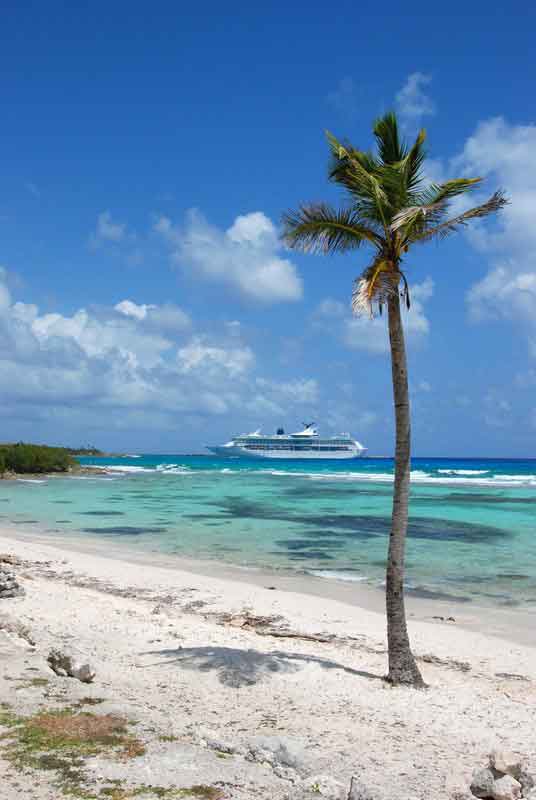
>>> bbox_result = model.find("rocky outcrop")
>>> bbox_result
[47,648,96,683]
[0,563,24,598]
[468,752,535,800]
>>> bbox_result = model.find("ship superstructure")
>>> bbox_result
[208,423,367,459]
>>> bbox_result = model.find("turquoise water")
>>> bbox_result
[1,455,535,607]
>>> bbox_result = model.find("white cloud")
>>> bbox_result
[115,300,153,320]
[177,337,254,378]
[115,299,190,331]
[395,72,435,127]
[155,209,303,303]
[467,265,536,323]
[0,269,334,441]
[452,117,536,354]
[91,211,127,245]
[318,278,434,354]
[255,377,319,405]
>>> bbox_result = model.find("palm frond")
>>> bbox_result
[326,131,380,178]
[373,112,405,165]
[409,190,509,244]
[325,130,390,229]
[390,199,448,237]
[282,204,382,254]
[363,128,426,223]
[412,177,483,207]
[352,256,398,317]
[400,128,427,193]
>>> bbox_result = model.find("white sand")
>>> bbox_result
[1,528,535,800]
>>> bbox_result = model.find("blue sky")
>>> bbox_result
[1,0,535,456]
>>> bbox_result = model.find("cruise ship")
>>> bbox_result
[208,423,367,460]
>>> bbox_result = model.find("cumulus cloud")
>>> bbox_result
[177,337,254,378]
[115,299,191,331]
[316,278,434,354]
[395,72,435,128]
[452,117,536,355]
[155,209,303,303]
[0,273,320,438]
[255,377,319,405]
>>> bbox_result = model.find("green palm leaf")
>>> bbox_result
[281,204,381,254]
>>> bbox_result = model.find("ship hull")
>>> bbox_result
[207,446,367,459]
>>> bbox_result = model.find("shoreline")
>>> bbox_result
[1,526,536,799]
[1,525,535,647]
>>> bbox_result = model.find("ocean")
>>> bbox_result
[1,454,535,608]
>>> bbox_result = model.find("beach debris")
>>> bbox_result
[347,776,376,800]
[0,563,25,598]
[0,612,35,647]
[495,673,530,682]
[47,648,96,683]
[0,553,22,566]
[198,729,245,756]
[468,753,534,800]
[247,734,309,776]
[419,652,471,672]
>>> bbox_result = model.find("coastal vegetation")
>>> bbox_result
[67,447,104,457]
[0,703,224,799]
[282,111,507,686]
[0,443,75,475]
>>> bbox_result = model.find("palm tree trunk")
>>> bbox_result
[386,290,424,687]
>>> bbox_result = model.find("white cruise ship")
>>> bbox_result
[208,423,367,460]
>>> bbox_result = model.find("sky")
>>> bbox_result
[1,0,535,456]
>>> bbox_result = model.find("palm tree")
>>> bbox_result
[282,112,507,687]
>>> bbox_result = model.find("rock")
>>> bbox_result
[511,765,535,796]
[347,777,376,800]
[490,751,522,776]
[489,751,535,794]
[197,729,245,756]
[247,735,309,775]
[0,564,25,598]
[471,767,496,798]
[491,775,522,800]
[300,775,347,799]
[47,649,96,683]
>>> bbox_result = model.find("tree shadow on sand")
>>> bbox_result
[139,645,382,688]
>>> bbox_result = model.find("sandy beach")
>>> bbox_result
[1,527,535,800]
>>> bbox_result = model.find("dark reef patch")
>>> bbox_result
[406,586,471,603]
[198,496,509,544]
[81,525,167,535]
[275,538,347,551]
[79,510,126,516]
[286,550,335,560]
[284,484,391,499]
[496,573,530,581]
[413,492,536,506]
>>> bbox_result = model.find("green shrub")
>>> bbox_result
[0,443,75,474]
